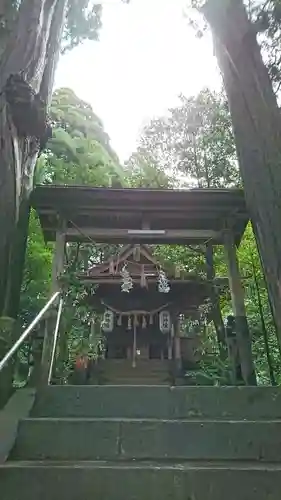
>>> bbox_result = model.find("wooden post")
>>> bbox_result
[40,218,66,385]
[224,230,257,385]
[132,325,137,368]
[168,336,173,361]
[173,317,182,375]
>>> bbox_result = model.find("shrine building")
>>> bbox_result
[31,185,256,386]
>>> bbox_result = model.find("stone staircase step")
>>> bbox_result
[101,360,170,369]
[10,417,281,462]
[1,461,281,500]
[102,371,169,377]
[101,379,169,385]
[31,386,281,419]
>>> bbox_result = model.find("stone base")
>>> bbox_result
[1,462,281,500]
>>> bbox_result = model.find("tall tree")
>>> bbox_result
[0,1,102,320]
[0,1,104,407]
[38,87,124,185]
[132,89,239,188]
[199,0,281,348]
[125,151,172,188]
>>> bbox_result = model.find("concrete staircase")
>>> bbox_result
[1,385,281,499]
[96,359,171,385]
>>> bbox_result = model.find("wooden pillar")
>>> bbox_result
[40,219,66,386]
[224,314,246,385]
[132,325,137,368]
[224,230,257,385]
[168,336,173,360]
[173,317,182,373]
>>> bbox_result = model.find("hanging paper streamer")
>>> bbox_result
[159,310,171,334]
[142,315,147,329]
[101,310,114,332]
[117,314,122,326]
[128,316,132,330]
[149,314,153,325]
[158,270,170,293]
[120,263,133,293]
[134,314,139,327]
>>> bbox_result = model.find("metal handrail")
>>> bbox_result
[48,297,64,384]
[0,291,60,373]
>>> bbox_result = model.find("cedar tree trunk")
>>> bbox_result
[0,0,67,406]
[0,0,67,316]
[202,0,281,348]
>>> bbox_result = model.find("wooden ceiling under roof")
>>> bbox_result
[31,185,249,245]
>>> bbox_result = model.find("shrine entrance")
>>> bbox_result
[79,242,210,384]
[31,185,257,386]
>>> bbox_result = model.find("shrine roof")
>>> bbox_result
[86,244,158,277]
[31,185,249,245]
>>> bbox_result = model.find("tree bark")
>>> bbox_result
[202,0,281,348]
[0,0,67,406]
[0,0,67,317]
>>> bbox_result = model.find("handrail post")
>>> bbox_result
[39,305,58,387]
[48,298,64,384]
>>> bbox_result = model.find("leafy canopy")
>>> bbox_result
[126,88,239,188]
[0,0,102,56]
[36,87,124,185]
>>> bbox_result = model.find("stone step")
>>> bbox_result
[31,385,281,419]
[10,418,281,462]
[101,369,169,377]
[1,461,281,500]
[100,378,169,385]
[103,370,169,376]
[101,360,170,369]
[100,361,170,376]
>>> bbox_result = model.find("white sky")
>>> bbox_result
[55,0,221,161]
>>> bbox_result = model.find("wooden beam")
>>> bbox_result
[224,230,256,385]
[79,278,208,285]
[62,227,220,242]
[38,207,248,218]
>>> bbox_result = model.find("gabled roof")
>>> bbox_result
[87,244,159,277]
[31,186,249,245]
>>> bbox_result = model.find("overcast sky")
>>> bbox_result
[55,0,221,161]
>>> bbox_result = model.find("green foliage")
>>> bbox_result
[189,0,281,92]
[20,210,53,328]
[130,87,279,384]
[36,88,124,186]
[247,0,281,90]
[61,1,102,53]
[130,88,240,188]
[124,152,172,188]
[0,0,102,56]
[19,85,280,386]
[237,225,280,384]
[20,88,124,382]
